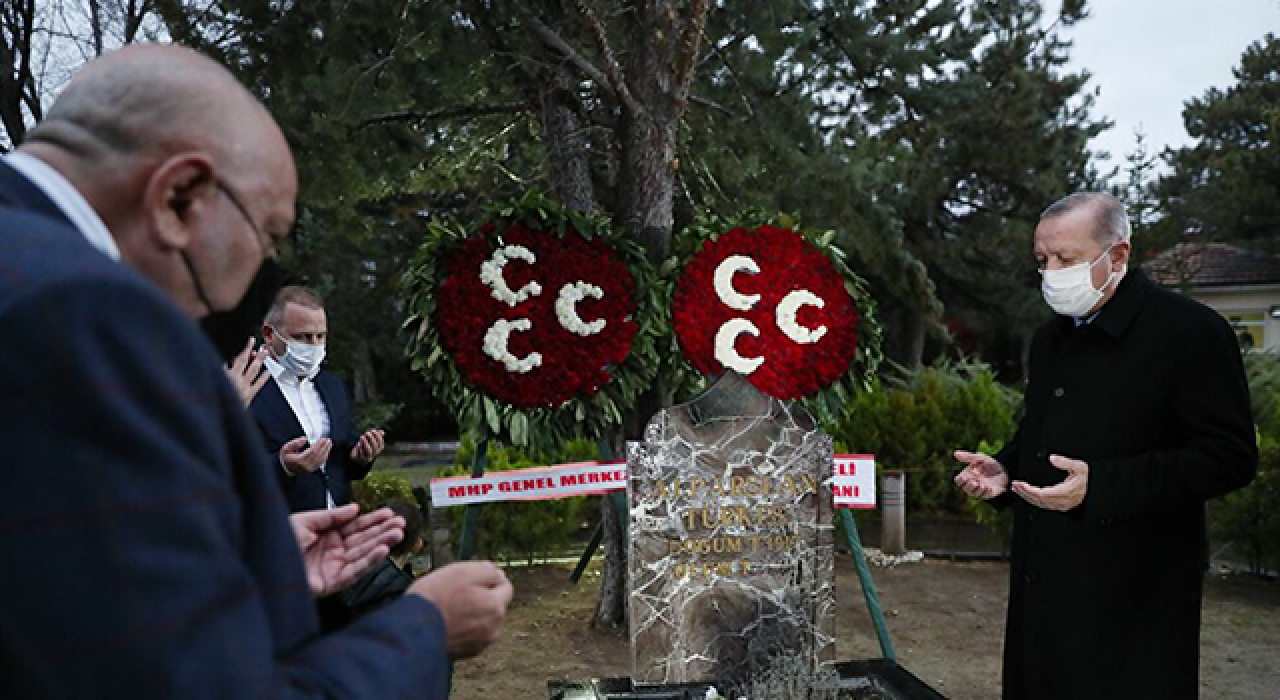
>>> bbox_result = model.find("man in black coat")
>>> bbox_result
[955,192,1257,700]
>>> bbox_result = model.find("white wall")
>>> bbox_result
[1185,285,1280,353]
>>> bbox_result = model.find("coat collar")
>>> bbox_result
[0,159,71,225]
[1047,268,1155,342]
[1091,268,1155,339]
[3,153,120,260]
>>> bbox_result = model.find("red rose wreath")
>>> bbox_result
[402,192,662,451]
[670,213,882,421]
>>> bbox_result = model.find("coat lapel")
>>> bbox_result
[313,371,341,434]
[261,377,306,440]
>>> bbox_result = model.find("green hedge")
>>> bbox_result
[1210,444,1280,576]
[828,361,1020,518]
[1245,352,1280,443]
[442,436,600,564]
[352,471,417,513]
[1209,352,1280,576]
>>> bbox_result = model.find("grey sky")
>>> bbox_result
[1047,0,1279,172]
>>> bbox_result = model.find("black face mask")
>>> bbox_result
[186,254,282,363]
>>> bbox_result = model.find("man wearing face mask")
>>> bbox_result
[250,286,385,514]
[0,44,511,698]
[953,192,1257,700]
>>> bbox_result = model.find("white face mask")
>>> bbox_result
[1040,244,1116,318]
[272,327,326,378]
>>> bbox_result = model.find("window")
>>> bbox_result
[1225,311,1266,352]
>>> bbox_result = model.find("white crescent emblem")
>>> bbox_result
[480,245,542,307]
[556,282,607,336]
[713,255,762,311]
[714,318,765,374]
[776,290,827,344]
[482,318,543,374]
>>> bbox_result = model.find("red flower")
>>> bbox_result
[435,226,638,407]
[672,226,859,399]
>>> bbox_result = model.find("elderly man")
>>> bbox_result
[955,192,1257,700]
[0,44,510,697]
[251,286,385,514]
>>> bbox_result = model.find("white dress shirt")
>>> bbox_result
[266,356,336,508]
[4,152,121,261]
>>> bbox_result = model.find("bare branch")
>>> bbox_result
[671,0,713,105]
[566,0,639,114]
[512,4,624,108]
[358,101,533,128]
[697,33,745,71]
[689,94,732,116]
[124,0,154,44]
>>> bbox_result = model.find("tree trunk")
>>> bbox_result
[539,64,595,212]
[352,337,379,404]
[618,111,678,264]
[903,304,926,371]
[89,0,105,56]
[590,0,710,632]
[0,0,35,148]
[592,487,628,630]
[533,0,595,213]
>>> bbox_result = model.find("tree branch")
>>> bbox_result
[358,101,533,128]
[124,0,154,44]
[512,4,617,99]
[697,33,745,71]
[566,0,639,114]
[671,0,713,105]
[689,94,732,116]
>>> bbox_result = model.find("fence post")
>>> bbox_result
[881,470,906,555]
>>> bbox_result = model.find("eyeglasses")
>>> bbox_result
[215,180,284,260]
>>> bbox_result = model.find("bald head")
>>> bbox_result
[19,43,297,320]
[26,44,287,181]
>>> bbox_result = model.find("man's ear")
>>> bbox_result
[142,152,216,251]
[1112,239,1132,270]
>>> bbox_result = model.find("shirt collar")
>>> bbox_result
[4,152,120,261]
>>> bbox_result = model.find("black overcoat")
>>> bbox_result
[995,269,1257,700]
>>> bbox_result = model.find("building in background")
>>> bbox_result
[1146,243,1280,352]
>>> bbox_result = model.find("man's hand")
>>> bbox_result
[281,436,332,475]
[350,429,385,465]
[953,450,1010,500]
[1012,454,1089,512]
[224,337,269,407]
[290,504,405,597]
[409,561,513,660]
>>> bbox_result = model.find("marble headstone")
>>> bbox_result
[627,372,836,686]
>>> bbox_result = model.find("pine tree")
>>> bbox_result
[1156,34,1280,253]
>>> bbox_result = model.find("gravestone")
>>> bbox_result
[627,372,836,686]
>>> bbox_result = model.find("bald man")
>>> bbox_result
[0,44,511,697]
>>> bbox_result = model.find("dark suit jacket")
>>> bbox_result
[0,160,448,698]
[995,269,1257,700]
[250,370,373,512]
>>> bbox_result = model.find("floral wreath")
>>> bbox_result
[402,191,663,452]
[669,211,883,423]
